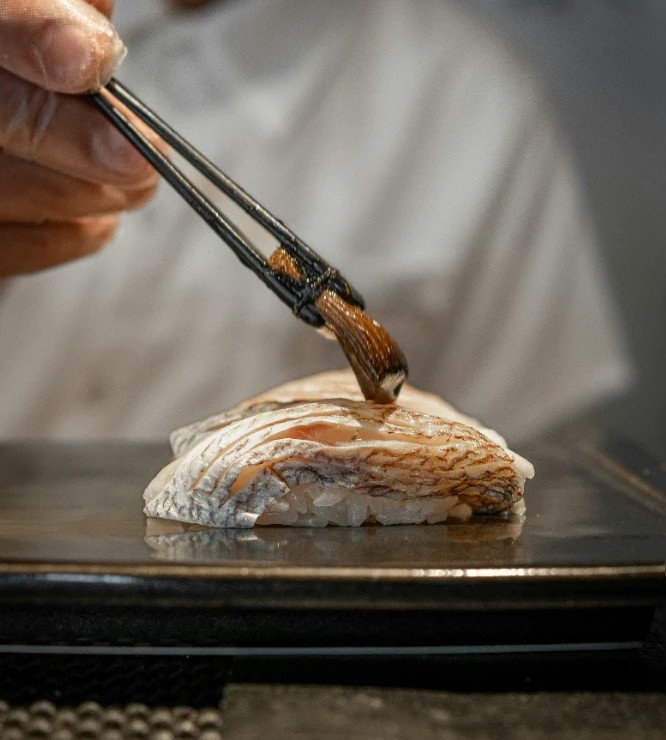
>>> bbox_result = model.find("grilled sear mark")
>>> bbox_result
[268,247,408,403]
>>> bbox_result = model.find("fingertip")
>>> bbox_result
[90,124,158,184]
[47,24,127,94]
[87,106,169,185]
[0,215,120,277]
[125,180,160,211]
[97,35,128,90]
[84,213,120,243]
[0,1,125,94]
[52,215,120,261]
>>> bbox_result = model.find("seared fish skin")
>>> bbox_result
[144,371,534,528]
[169,369,509,456]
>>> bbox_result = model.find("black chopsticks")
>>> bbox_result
[90,78,365,328]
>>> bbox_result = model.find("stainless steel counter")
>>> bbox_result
[0,436,664,650]
[0,435,664,736]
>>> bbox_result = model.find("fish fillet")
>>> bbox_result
[144,370,534,528]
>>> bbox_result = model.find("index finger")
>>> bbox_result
[0,0,126,94]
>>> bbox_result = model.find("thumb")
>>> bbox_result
[0,0,126,94]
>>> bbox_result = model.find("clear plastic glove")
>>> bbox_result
[0,0,161,277]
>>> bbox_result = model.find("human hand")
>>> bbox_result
[0,0,161,277]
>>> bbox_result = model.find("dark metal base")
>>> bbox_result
[0,604,656,653]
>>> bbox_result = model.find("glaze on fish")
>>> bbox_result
[144,370,534,528]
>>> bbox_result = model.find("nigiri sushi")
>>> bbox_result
[143,370,534,528]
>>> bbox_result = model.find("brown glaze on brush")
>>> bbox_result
[268,248,408,403]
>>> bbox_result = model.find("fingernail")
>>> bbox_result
[98,35,128,88]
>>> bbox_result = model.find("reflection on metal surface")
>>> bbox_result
[143,516,525,564]
[578,435,666,515]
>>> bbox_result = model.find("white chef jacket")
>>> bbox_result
[0,0,631,442]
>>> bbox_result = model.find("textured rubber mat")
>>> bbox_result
[0,654,231,706]
[0,699,223,739]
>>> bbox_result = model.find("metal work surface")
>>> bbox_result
[0,699,224,739]
[0,434,666,740]
[0,437,664,649]
[0,438,664,571]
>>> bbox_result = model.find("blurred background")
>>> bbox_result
[2,0,663,456]
[466,0,665,458]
